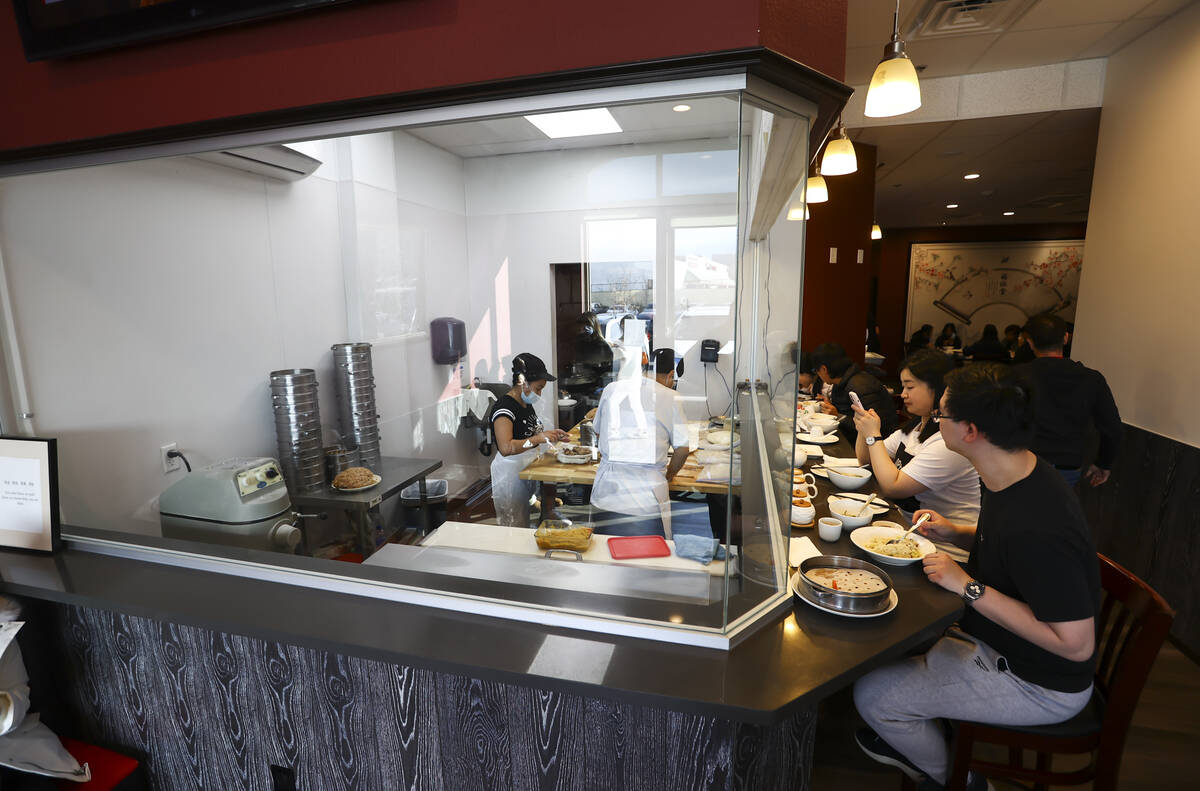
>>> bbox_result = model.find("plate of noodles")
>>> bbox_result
[850,524,936,566]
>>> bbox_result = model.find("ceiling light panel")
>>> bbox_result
[525,108,622,139]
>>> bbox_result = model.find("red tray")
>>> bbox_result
[607,535,671,560]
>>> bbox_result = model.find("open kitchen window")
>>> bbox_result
[0,75,819,648]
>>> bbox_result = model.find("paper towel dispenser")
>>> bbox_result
[430,317,467,364]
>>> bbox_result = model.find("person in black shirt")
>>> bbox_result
[1018,314,1122,486]
[853,363,1099,791]
[490,353,569,526]
[935,322,961,350]
[811,342,897,442]
[964,323,1008,361]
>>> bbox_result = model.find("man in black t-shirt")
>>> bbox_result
[1018,313,1122,487]
[853,363,1099,791]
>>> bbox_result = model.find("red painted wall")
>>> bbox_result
[801,142,876,365]
[0,0,846,154]
[873,223,1089,375]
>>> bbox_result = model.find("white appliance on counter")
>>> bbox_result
[159,457,303,552]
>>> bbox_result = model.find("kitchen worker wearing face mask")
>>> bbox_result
[490,353,570,527]
[589,348,690,537]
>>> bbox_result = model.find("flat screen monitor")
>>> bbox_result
[11,0,367,61]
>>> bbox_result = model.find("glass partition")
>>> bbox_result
[0,78,814,646]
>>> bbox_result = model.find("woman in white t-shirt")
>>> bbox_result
[850,349,980,528]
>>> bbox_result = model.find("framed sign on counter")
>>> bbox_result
[0,437,60,553]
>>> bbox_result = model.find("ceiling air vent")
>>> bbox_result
[908,0,1039,39]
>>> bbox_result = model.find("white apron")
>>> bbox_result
[490,448,538,527]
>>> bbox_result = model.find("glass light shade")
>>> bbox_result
[871,224,883,240]
[821,136,857,176]
[864,55,921,118]
[806,174,828,203]
[787,201,805,221]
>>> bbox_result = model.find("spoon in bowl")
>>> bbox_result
[852,492,879,517]
[886,513,930,546]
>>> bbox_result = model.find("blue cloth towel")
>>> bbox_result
[673,534,728,565]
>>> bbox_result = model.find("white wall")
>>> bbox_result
[462,140,744,419]
[1074,3,1200,448]
[0,130,484,535]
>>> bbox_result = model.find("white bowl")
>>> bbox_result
[826,496,874,528]
[850,524,936,566]
[806,413,840,430]
[827,466,872,490]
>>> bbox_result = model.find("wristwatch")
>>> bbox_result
[865,435,883,446]
[962,579,986,603]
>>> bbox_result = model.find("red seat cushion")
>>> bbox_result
[56,738,139,791]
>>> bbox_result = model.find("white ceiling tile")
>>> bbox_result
[1136,0,1196,18]
[845,45,884,85]
[904,34,1003,78]
[1011,0,1154,31]
[967,23,1119,72]
[1074,17,1160,57]
[846,0,922,48]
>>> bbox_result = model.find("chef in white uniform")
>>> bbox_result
[589,348,690,537]
[489,353,569,527]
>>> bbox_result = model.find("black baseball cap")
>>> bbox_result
[512,352,556,382]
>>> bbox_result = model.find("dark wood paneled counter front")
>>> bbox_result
[1,512,960,790]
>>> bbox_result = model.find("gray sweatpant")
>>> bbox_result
[853,628,1092,785]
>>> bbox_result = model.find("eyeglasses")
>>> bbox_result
[930,408,956,422]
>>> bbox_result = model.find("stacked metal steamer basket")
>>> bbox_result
[270,368,325,493]
[331,343,381,469]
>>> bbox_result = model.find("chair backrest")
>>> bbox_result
[1094,554,1174,739]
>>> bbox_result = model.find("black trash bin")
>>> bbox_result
[399,479,448,531]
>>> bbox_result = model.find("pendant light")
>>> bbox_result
[806,166,829,204]
[864,0,922,118]
[871,223,883,240]
[820,120,857,176]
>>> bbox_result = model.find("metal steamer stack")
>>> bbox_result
[270,369,325,493]
[331,343,381,470]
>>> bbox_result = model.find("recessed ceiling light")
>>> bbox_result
[1003,211,1015,216]
[673,104,691,113]
[699,154,712,160]
[946,203,959,209]
[524,108,622,139]
[964,173,980,180]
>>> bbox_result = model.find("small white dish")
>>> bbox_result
[333,473,382,492]
[827,466,873,490]
[796,432,838,445]
[828,493,890,515]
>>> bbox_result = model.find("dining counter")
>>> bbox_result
[0,418,963,790]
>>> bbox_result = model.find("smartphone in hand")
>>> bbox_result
[849,391,864,410]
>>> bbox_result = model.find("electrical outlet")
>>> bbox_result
[161,443,182,474]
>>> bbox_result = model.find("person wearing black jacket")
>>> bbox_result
[811,343,897,442]
[1018,314,1122,487]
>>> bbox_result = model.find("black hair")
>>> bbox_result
[981,324,999,341]
[796,350,813,375]
[1003,323,1021,337]
[900,348,956,440]
[811,342,852,378]
[1023,313,1068,352]
[943,363,1035,451]
[651,347,678,376]
[579,311,604,337]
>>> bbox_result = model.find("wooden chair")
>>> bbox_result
[940,553,1175,791]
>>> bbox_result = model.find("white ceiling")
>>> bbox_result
[851,107,1100,227]
[844,0,1192,227]
[845,0,1193,83]
[407,96,742,158]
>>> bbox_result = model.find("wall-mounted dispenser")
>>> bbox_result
[430,317,467,364]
